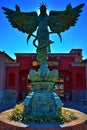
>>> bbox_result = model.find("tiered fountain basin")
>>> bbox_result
[23,82,63,117]
[0,108,87,130]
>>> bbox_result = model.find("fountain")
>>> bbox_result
[24,67,63,117]
[1,3,87,130]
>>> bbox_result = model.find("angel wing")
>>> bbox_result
[2,5,39,34]
[49,3,85,33]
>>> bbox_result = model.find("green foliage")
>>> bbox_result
[61,108,78,122]
[24,115,62,123]
[10,103,26,121]
[10,105,78,123]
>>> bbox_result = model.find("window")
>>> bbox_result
[9,73,15,86]
[76,74,83,87]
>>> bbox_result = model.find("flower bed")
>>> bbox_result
[10,103,78,123]
[0,108,87,129]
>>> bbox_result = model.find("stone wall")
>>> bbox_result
[0,109,87,130]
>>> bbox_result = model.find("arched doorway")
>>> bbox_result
[54,75,64,99]
[27,75,32,94]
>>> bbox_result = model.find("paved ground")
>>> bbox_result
[63,100,87,114]
[0,100,87,114]
[0,103,16,112]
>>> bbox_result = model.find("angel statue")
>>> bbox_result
[2,3,84,79]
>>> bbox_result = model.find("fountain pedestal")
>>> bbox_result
[24,82,63,117]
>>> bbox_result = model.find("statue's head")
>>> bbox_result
[39,3,47,15]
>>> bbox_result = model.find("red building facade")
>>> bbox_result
[1,49,87,100]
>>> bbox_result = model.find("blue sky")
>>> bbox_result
[0,0,87,59]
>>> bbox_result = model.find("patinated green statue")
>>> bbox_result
[2,3,84,118]
[2,3,84,66]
